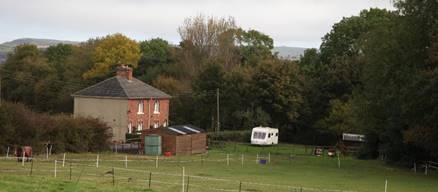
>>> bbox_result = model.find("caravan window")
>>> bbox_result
[253,132,266,139]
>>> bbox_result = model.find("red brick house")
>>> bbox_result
[72,66,171,143]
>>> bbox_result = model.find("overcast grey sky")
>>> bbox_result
[0,0,394,48]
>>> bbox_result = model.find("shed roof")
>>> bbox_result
[72,76,171,99]
[165,125,205,135]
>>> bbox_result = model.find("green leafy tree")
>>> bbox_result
[234,29,274,66]
[137,38,179,83]
[316,99,359,139]
[1,45,54,110]
[45,44,74,79]
[220,66,262,130]
[192,62,225,131]
[251,59,304,141]
[352,0,438,162]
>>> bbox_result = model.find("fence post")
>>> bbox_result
[62,153,66,167]
[337,152,341,168]
[256,153,259,164]
[54,160,57,178]
[112,167,115,186]
[239,181,242,192]
[414,161,416,173]
[96,154,99,168]
[201,155,204,166]
[181,167,185,192]
[178,156,181,167]
[186,176,190,192]
[384,179,388,192]
[125,155,128,168]
[425,162,428,175]
[6,146,9,158]
[21,150,25,166]
[241,154,244,166]
[268,152,271,163]
[29,160,33,176]
[69,163,72,181]
[227,154,230,166]
[46,147,48,159]
[155,156,158,168]
[148,172,152,188]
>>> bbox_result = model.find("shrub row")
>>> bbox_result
[207,130,252,143]
[0,102,111,153]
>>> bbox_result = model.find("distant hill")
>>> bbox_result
[0,38,80,63]
[272,46,308,60]
[1,38,80,48]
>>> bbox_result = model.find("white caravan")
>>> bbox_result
[251,126,279,145]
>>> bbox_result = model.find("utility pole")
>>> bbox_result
[216,88,220,133]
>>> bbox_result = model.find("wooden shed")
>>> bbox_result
[141,125,206,155]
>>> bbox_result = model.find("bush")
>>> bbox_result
[0,102,111,153]
[207,130,252,142]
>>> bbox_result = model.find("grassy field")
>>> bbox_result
[0,143,437,192]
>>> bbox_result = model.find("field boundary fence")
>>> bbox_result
[0,154,360,192]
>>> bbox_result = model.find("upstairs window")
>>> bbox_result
[154,100,160,113]
[138,100,144,114]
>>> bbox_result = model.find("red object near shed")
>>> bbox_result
[15,146,33,162]
[141,125,207,155]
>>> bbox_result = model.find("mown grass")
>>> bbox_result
[0,143,436,192]
[0,174,155,192]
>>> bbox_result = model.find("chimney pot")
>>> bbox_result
[116,65,133,80]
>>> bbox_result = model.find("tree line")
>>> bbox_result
[0,1,437,164]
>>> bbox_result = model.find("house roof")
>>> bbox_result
[72,76,171,99]
[165,125,205,135]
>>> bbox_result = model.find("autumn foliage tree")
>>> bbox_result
[83,33,140,80]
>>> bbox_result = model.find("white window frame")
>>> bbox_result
[153,122,159,128]
[128,122,132,134]
[154,100,160,114]
[138,100,144,114]
[163,120,168,127]
[137,121,143,131]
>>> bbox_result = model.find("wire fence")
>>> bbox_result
[0,153,361,192]
[3,142,435,192]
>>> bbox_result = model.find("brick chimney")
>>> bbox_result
[116,65,133,80]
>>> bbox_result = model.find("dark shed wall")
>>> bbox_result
[161,134,176,153]
[141,128,206,155]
